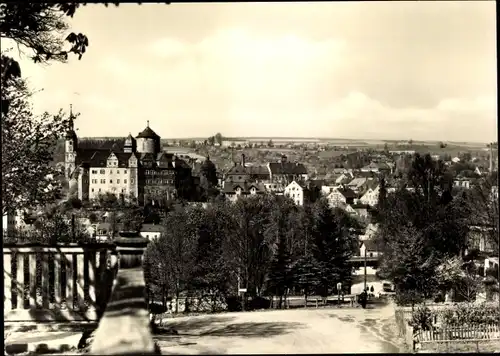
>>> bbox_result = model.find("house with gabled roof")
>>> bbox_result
[335,171,354,185]
[359,240,383,258]
[347,177,371,192]
[223,182,267,202]
[267,155,308,185]
[284,180,311,206]
[326,186,357,208]
[359,184,380,207]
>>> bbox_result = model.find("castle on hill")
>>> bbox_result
[65,112,194,204]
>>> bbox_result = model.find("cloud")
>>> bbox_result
[2,3,495,142]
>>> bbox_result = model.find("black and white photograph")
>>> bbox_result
[2,1,498,354]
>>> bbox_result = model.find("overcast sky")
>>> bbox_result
[5,1,497,142]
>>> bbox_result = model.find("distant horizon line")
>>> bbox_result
[75,135,491,145]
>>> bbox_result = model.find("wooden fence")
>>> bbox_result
[3,244,115,323]
[416,324,500,353]
[417,324,500,342]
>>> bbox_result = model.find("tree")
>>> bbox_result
[0,3,94,67]
[436,257,483,302]
[378,223,439,303]
[147,206,197,313]
[309,199,358,298]
[462,173,499,255]
[265,197,299,307]
[199,157,219,201]
[189,204,235,311]
[94,192,119,210]
[214,132,223,146]
[374,154,470,304]
[228,195,278,298]
[119,207,144,232]
[207,136,215,146]
[1,77,70,215]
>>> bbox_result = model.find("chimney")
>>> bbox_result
[241,153,246,167]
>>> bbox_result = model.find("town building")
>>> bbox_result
[222,154,308,196]
[359,185,380,206]
[222,182,267,202]
[326,186,357,208]
[284,180,309,206]
[64,114,193,205]
[267,155,308,185]
[139,224,165,241]
[359,240,382,258]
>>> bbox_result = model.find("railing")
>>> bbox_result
[4,238,158,354]
[4,243,115,323]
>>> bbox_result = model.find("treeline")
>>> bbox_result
[143,195,363,311]
[372,153,499,305]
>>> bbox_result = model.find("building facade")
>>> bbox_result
[65,118,193,205]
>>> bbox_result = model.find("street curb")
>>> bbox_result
[5,335,81,355]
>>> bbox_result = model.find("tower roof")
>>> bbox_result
[65,104,77,139]
[201,155,216,172]
[136,120,160,139]
[125,133,136,142]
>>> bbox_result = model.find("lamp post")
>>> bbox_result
[337,282,342,306]
[364,247,367,293]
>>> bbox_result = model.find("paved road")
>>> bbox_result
[155,304,404,354]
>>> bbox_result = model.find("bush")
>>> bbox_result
[248,296,271,310]
[440,308,456,326]
[394,290,424,307]
[226,295,242,312]
[485,266,499,280]
[409,305,433,331]
[439,303,500,327]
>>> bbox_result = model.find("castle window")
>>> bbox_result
[100,169,105,174]
[124,170,127,174]
[92,170,98,174]
[124,179,127,184]
[99,188,101,192]
[110,179,113,184]
[91,188,94,192]
[100,179,105,184]
[109,170,113,174]
[131,178,134,184]
[117,179,120,184]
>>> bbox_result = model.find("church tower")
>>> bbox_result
[65,105,78,179]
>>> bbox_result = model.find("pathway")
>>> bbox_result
[155,304,404,354]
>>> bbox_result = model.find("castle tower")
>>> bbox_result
[124,133,137,153]
[65,105,78,179]
[136,121,161,154]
